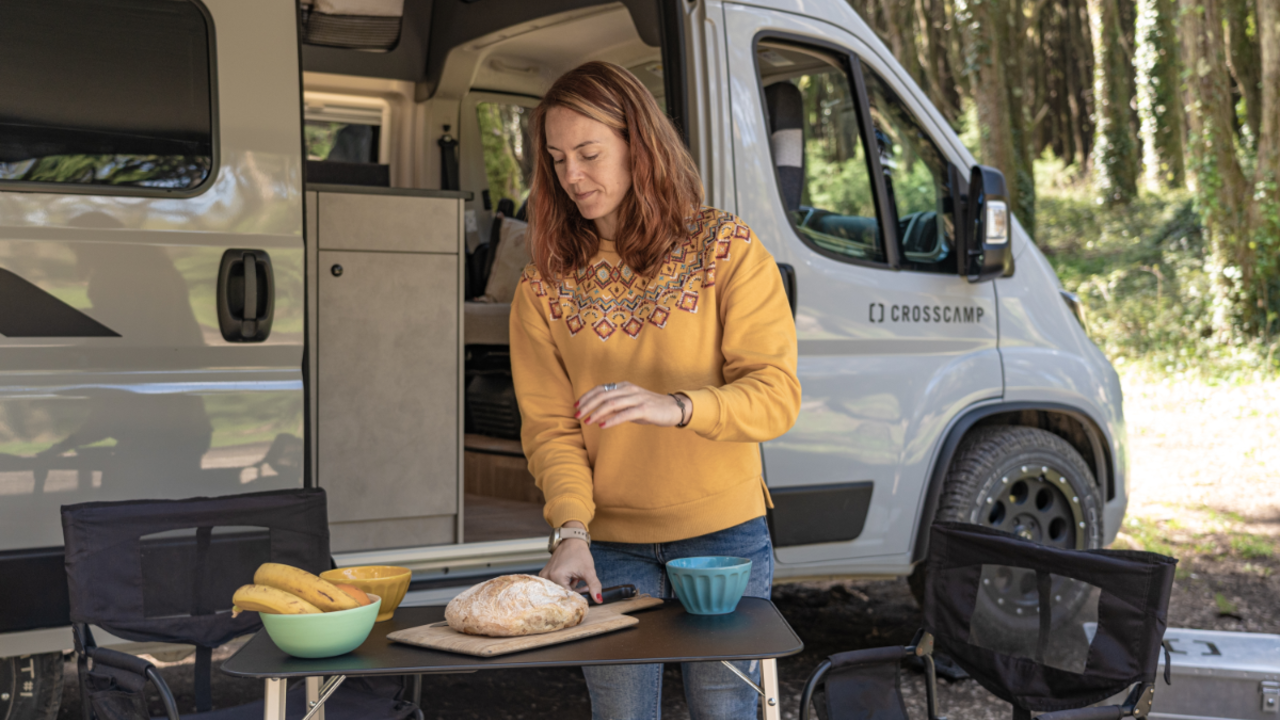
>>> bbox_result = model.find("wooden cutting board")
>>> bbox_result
[387,595,664,658]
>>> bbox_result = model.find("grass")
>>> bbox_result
[1033,156,1280,382]
[1115,511,1279,568]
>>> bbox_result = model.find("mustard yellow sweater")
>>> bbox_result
[509,208,801,544]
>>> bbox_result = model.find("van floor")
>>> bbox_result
[464,493,547,542]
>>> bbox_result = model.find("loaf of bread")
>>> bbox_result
[445,574,589,637]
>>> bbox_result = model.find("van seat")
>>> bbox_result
[765,82,805,212]
[464,301,510,345]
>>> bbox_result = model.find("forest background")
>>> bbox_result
[848,0,1280,380]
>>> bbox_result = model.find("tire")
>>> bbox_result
[0,653,63,720]
[909,426,1105,614]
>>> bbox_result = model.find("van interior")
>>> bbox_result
[300,1,677,549]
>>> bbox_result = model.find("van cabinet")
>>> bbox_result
[306,186,466,552]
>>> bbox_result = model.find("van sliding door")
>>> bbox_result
[0,0,305,639]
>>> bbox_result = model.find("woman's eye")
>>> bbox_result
[553,158,565,165]
[583,155,599,161]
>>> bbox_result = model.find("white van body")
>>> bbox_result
[0,0,1124,713]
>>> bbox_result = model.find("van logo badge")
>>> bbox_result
[0,268,120,337]
[868,302,985,324]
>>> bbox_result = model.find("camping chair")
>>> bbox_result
[61,488,422,720]
[800,522,1178,720]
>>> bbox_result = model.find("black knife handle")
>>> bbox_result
[582,585,637,605]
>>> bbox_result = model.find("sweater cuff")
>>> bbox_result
[544,496,594,532]
[682,387,723,438]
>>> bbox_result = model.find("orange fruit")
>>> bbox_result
[333,582,372,606]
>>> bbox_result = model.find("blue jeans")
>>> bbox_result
[582,517,774,720]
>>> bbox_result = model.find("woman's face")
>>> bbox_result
[544,106,632,231]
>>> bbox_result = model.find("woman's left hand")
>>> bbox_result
[576,382,689,429]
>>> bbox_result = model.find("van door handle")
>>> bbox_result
[217,249,274,342]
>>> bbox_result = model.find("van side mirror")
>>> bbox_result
[957,164,1010,283]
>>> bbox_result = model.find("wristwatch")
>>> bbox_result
[548,525,591,553]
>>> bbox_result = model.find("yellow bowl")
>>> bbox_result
[320,566,412,622]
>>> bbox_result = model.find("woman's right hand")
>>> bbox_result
[539,524,602,603]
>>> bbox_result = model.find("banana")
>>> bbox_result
[254,562,360,612]
[231,584,321,617]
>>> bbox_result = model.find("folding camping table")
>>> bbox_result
[221,597,804,720]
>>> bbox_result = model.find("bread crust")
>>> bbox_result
[445,574,589,637]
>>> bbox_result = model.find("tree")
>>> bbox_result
[1136,0,1185,189]
[1091,0,1142,203]
[958,0,1035,233]
[1179,0,1280,336]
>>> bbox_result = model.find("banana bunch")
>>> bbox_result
[232,563,372,617]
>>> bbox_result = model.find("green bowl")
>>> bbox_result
[259,594,382,658]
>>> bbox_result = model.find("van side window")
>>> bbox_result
[477,102,534,212]
[758,44,885,264]
[862,67,957,273]
[0,0,214,193]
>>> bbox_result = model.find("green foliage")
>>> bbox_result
[1230,534,1276,560]
[0,154,210,188]
[1035,156,1280,380]
[477,102,533,209]
[304,121,344,160]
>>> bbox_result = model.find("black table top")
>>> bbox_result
[220,598,803,678]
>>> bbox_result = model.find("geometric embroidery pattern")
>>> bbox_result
[521,208,753,341]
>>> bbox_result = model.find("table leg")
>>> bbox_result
[263,678,286,720]
[760,658,780,720]
[306,676,326,720]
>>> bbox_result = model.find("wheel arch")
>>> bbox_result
[909,401,1114,563]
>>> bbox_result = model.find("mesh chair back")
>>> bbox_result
[61,488,331,648]
[923,522,1176,712]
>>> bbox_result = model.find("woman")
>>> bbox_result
[510,60,801,719]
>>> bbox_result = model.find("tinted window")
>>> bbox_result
[862,67,957,273]
[758,45,885,264]
[0,0,214,191]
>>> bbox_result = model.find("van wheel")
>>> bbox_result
[908,426,1104,607]
[0,653,63,720]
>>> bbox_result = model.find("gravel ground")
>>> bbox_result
[55,376,1280,719]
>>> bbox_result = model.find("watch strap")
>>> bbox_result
[551,525,590,551]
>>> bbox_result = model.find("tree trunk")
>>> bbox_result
[1248,0,1280,335]
[1004,0,1037,236]
[1179,0,1257,335]
[960,0,1025,224]
[1224,0,1263,144]
[1092,0,1142,203]
[1136,0,1186,188]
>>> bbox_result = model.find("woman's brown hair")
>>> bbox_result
[529,61,703,281]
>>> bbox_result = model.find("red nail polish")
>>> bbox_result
[575,411,581,418]
[574,401,579,407]
[596,593,602,602]
[598,421,605,427]
[583,416,591,423]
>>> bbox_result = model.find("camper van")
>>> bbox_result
[0,0,1125,715]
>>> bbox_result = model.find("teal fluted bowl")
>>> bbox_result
[259,594,381,658]
[666,557,752,615]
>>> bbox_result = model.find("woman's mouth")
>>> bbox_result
[575,190,597,202]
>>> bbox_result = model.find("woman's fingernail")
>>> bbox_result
[583,416,591,423]
[575,411,581,418]
[598,421,605,427]
[596,593,603,603]
[574,401,579,407]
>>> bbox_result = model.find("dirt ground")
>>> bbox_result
[54,376,1280,719]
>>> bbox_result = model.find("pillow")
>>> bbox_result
[480,217,531,304]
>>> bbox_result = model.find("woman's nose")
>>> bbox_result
[564,159,586,182]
